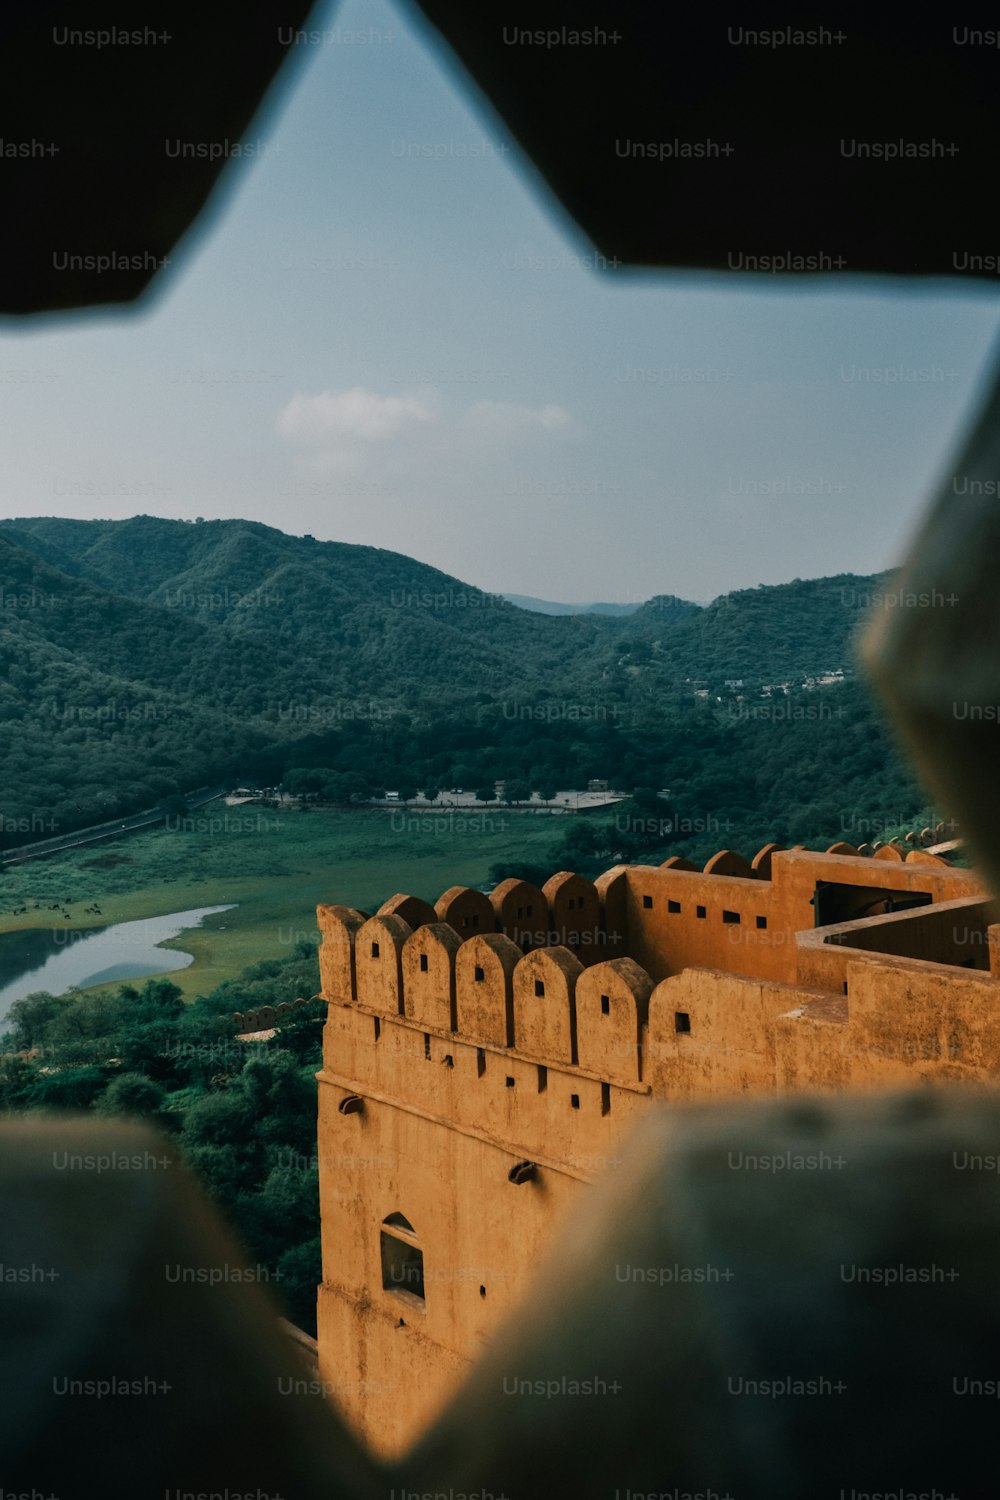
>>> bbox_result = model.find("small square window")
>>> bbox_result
[675,1011,691,1034]
[570,1093,580,1109]
[535,979,545,997]
[756,915,767,930]
[722,910,740,925]
[419,953,429,972]
[600,994,610,1015]
[474,965,485,982]
[371,941,380,957]
[505,1076,515,1089]
[642,895,653,909]
[668,900,681,914]
[443,1054,454,1068]
[696,906,706,920]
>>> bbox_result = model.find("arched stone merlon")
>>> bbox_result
[542,871,604,965]
[489,877,548,951]
[750,843,783,879]
[377,892,437,930]
[455,933,522,1048]
[402,922,461,1031]
[905,849,950,867]
[256,1005,276,1029]
[873,843,904,862]
[512,946,584,1065]
[434,885,496,939]
[594,866,629,955]
[660,855,698,871]
[575,958,653,1086]
[355,914,413,1016]
[825,841,859,857]
[919,826,935,845]
[317,905,369,1003]
[703,849,753,878]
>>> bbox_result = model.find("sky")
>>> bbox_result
[2,0,1000,603]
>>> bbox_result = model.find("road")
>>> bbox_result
[0,786,229,867]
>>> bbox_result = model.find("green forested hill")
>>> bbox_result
[0,515,922,849]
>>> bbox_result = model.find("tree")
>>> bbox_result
[631,786,663,813]
[504,779,532,806]
[422,787,440,803]
[475,786,496,804]
[97,1071,167,1118]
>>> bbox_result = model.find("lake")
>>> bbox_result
[0,905,236,1023]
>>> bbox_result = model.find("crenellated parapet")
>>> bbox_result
[317,897,652,1080]
[313,844,981,1074]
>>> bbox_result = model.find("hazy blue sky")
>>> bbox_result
[2,0,1000,602]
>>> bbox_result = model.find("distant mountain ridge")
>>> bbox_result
[0,515,895,846]
[503,594,646,617]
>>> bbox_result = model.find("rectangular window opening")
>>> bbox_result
[423,1033,431,1060]
[371,941,380,958]
[505,1076,515,1089]
[570,1093,580,1110]
[381,1231,425,1303]
[722,910,740,925]
[474,964,485,982]
[373,1016,381,1042]
[642,894,653,909]
[534,979,545,998]
[537,1064,547,1093]
[477,1047,486,1078]
[696,905,707,920]
[675,1011,691,1034]
[419,953,429,972]
[600,994,610,1016]
[601,1081,611,1117]
[668,899,681,914]
[756,915,768,930]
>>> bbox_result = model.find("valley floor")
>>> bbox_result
[0,804,561,1001]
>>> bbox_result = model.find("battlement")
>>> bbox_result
[314,845,981,1075]
[317,882,651,1084]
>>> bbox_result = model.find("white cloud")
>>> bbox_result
[276,387,580,486]
[277,386,438,445]
[465,400,573,434]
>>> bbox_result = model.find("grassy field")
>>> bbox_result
[0,802,565,1000]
